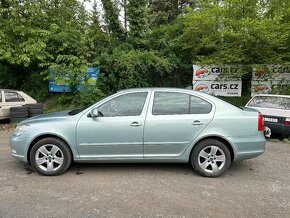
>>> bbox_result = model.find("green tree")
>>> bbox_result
[102,0,124,39]
[127,0,148,40]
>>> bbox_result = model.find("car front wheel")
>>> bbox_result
[191,139,231,177]
[30,138,72,176]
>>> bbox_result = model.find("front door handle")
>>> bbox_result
[192,120,204,126]
[130,122,142,127]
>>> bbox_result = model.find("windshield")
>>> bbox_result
[248,96,290,110]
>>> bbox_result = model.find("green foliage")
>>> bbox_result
[102,0,125,39]
[44,87,105,113]
[0,0,289,111]
[96,49,175,93]
[0,63,16,88]
[270,83,290,95]
[127,0,148,41]
[148,0,179,27]
[218,96,251,107]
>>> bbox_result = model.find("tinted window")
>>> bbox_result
[153,92,190,115]
[0,92,2,102]
[98,92,148,117]
[153,92,212,115]
[248,96,290,110]
[4,92,25,102]
[190,96,212,114]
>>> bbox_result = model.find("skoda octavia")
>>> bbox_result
[10,88,265,177]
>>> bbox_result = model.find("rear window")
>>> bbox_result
[248,96,290,110]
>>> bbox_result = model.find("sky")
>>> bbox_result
[78,0,96,12]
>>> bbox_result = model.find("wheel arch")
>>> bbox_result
[27,134,73,165]
[190,136,235,162]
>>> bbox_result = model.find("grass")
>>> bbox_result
[218,96,251,107]
[43,93,80,113]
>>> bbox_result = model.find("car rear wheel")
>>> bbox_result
[191,139,231,177]
[30,138,72,176]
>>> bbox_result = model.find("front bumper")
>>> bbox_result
[10,135,31,163]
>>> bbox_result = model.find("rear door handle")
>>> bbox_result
[130,122,142,127]
[192,120,204,126]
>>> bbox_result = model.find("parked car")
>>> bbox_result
[245,94,290,138]
[10,88,265,177]
[0,89,37,120]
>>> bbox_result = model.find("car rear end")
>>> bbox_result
[245,95,290,137]
[194,93,266,162]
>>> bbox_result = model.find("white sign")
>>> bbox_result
[193,65,240,81]
[193,80,242,97]
[251,65,290,96]
[251,81,272,96]
[193,65,242,96]
[252,65,290,81]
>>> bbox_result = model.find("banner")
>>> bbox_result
[251,65,290,96]
[193,80,242,97]
[193,65,242,96]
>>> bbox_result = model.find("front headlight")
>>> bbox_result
[13,124,30,137]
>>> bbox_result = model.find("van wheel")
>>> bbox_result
[30,138,72,176]
[190,139,231,177]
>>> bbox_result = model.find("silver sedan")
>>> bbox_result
[10,88,265,177]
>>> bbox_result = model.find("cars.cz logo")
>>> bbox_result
[195,84,209,93]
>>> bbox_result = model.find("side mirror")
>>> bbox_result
[90,108,99,118]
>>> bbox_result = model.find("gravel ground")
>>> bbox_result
[0,131,290,218]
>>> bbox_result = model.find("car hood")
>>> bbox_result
[21,110,72,124]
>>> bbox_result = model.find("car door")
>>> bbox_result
[0,91,4,119]
[144,91,214,158]
[76,91,150,159]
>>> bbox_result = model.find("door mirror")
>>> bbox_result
[90,108,99,118]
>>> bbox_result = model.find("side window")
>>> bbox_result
[98,92,148,117]
[153,92,190,115]
[152,92,212,115]
[190,96,212,114]
[4,92,25,102]
[0,91,2,102]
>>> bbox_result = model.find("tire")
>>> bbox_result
[190,139,231,177]
[10,117,27,123]
[10,106,27,113]
[28,109,44,117]
[30,137,72,176]
[28,108,44,114]
[28,113,43,117]
[10,111,28,118]
[25,103,43,109]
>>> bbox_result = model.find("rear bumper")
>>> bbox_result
[265,121,290,135]
[229,134,266,161]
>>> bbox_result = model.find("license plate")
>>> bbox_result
[263,117,278,122]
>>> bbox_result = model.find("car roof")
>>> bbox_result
[117,87,215,98]
[0,89,21,92]
[118,87,188,92]
[252,94,290,98]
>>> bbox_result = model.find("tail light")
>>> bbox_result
[258,112,264,131]
[283,118,290,125]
